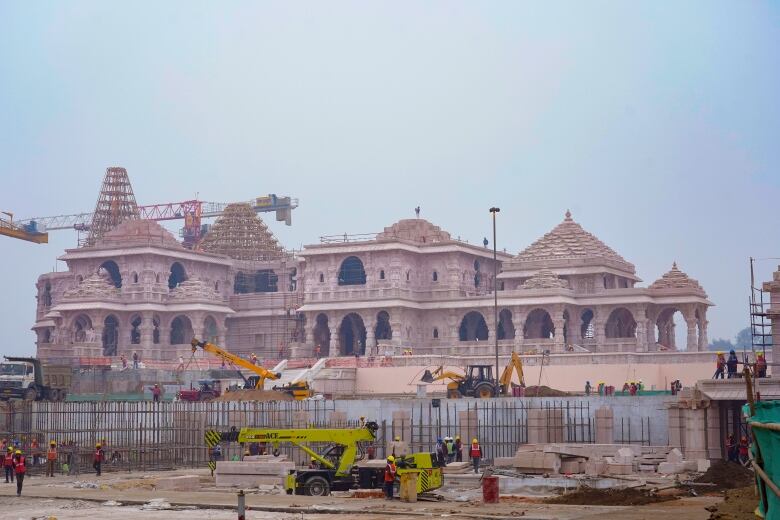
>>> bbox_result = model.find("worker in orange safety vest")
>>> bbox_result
[384,455,397,500]
[469,438,482,474]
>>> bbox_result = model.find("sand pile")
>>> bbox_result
[213,388,293,402]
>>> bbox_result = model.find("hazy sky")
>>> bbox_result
[1,1,778,356]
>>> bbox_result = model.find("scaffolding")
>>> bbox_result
[84,167,140,246]
[750,257,773,357]
[199,203,283,261]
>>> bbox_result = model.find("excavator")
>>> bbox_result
[421,351,525,398]
[190,339,312,400]
[207,421,442,496]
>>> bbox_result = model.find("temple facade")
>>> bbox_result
[33,209,712,363]
[298,211,712,357]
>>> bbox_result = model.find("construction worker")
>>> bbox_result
[713,352,726,379]
[384,455,397,500]
[585,381,591,396]
[13,449,25,496]
[46,440,58,477]
[738,436,750,465]
[469,438,482,474]
[308,457,319,469]
[726,434,737,462]
[93,443,104,476]
[389,435,403,458]
[251,353,258,365]
[756,353,768,378]
[3,446,14,483]
[445,436,455,463]
[435,437,446,467]
[727,350,739,378]
[150,383,162,402]
[454,436,463,462]
[30,437,40,466]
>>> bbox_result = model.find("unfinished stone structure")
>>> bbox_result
[32,170,712,365]
[298,211,712,357]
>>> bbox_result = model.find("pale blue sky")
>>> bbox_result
[1,1,778,355]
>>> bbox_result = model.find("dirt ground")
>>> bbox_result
[703,486,758,520]
[0,468,724,520]
[545,486,678,506]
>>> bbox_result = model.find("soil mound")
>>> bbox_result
[524,385,569,397]
[544,487,677,506]
[213,388,293,402]
[695,461,754,491]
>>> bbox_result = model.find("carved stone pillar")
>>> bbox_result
[552,309,566,353]
[364,313,377,353]
[514,309,527,352]
[699,319,709,352]
[140,314,154,348]
[686,319,698,351]
[591,308,605,353]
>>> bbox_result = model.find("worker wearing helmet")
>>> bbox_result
[469,438,482,474]
[46,440,58,477]
[714,352,726,379]
[384,456,397,500]
[3,446,14,483]
[756,352,768,378]
[13,449,26,496]
[308,457,319,469]
[454,435,463,462]
[93,443,104,476]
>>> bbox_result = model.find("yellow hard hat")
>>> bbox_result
[96,443,101,448]
[758,353,764,357]
[455,436,460,440]
[50,440,56,445]
[387,455,395,462]
[717,351,723,355]
[14,450,21,455]
[472,438,478,444]
[394,436,400,441]
[6,447,11,452]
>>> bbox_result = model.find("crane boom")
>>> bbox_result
[0,212,48,244]
[191,338,280,389]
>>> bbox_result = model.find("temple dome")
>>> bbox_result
[516,210,633,271]
[520,269,570,290]
[199,203,283,261]
[377,219,452,244]
[649,263,706,294]
[95,219,183,249]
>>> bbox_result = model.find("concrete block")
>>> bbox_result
[657,462,685,474]
[154,475,200,491]
[697,459,711,473]
[606,463,633,475]
[682,460,698,472]
[584,460,607,476]
[511,451,561,474]
[560,459,583,474]
[666,448,684,463]
[615,447,634,464]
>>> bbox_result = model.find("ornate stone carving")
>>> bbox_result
[62,273,120,300]
[649,262,706,295]
[520,270,570,290]
[168,278,221,301]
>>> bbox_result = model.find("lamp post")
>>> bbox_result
[489,207,500,391]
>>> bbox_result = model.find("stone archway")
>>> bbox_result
[339,313,367,355]
[497,309,515,340]
[313,314,331,356]
[459,311,489,341]
[580,309,595,340]
[655,307,689,349]
[605,308,637,338]
[170,315,194,345]
[524,309,554,339]
[102,315,119,356]
[375,311,393,342]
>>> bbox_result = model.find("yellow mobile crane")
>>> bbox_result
[190,339,312,400]
[421,351,525,398]
[208,421,442,496]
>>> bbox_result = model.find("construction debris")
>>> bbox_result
[695,461,755,491]
[544,486,678,506]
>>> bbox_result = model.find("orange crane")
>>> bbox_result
[0,212,48,244]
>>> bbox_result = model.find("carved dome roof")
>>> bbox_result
[649,263,706,294]
[516,211,633,270]
[199,203,283,261]
[62,273,120,300]
[520,269,570,290]
[377,219,451,244]
[95,219,183,249]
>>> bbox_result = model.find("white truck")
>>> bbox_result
[0,357,70,401]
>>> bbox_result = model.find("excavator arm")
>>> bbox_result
[499,351,525,394]
[191,339,280,389]
[420,365,465,384]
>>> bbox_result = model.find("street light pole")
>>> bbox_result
[489,207,500,392]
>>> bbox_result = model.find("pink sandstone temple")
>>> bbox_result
[33,197,712,365]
